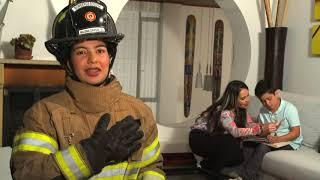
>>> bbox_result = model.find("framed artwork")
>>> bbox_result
[312,25,320,55]
[315,0,320,20]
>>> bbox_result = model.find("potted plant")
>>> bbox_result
[10,34,36,60]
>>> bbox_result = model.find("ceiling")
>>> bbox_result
[131,0,220,8]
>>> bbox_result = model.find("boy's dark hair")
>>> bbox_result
[255,80,277,98]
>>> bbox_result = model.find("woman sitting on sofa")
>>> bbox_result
[189,80,273,176]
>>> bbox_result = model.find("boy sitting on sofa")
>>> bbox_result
[238,80,303,180]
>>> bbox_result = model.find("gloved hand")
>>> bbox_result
[80,113,144,174]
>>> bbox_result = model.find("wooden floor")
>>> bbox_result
[162,153,232,180]
[167,173,209,180]
[164,167,230,180]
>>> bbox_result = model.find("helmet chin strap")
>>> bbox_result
[105,55,116,84]
[65,60,80,82]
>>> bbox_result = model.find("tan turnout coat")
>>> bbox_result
[11,77,164,179]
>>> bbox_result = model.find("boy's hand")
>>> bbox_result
[268,122,278,132]
[267,134,280,143]
[261,122,278,134]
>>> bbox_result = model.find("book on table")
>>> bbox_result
[243,136,290,148]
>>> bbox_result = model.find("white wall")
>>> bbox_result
[158,4,211,124]
[0,0,127,59]
[158,3,183,124]
[283,0,319,96]
[158,4,232,124]
[217,0,320,97]
[216,0,261,95]
[1,0,55,59]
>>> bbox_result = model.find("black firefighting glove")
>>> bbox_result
[80,113,144,174]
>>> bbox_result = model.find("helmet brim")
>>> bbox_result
[45,33,124,58]
[46,33,124,47]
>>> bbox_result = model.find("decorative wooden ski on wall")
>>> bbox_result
[212,20,224,102]
[184,15,196,117]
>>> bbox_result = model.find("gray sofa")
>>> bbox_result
[247,91,320,180]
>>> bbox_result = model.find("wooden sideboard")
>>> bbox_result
[0,59,65,146]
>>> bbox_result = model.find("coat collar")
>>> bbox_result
[65,76,123,113]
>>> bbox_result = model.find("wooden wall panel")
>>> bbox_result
[4,65,65,87]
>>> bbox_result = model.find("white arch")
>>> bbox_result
[110,0,261,92]
[216,0,265,93]
[110,0,263,153]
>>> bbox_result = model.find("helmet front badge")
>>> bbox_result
[85,11,96,22]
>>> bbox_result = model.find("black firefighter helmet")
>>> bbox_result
[45,0,124,76]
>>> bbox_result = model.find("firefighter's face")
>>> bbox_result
[71,40,110,85]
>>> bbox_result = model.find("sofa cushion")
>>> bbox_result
[280,91,320,149]
[261,147,320,180]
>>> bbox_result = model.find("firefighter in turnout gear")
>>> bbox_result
[10,0,165,179]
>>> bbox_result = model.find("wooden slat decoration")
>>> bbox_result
[184,15,196,118]
[212,20,224,102]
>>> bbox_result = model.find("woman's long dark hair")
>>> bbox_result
[204,80,249,131]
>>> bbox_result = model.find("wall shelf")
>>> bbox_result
[0,58,60,66]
